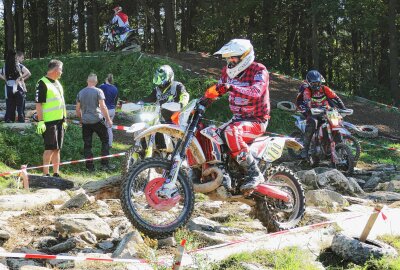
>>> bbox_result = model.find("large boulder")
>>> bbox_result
[296,169,317,188]
[365,191,400,202]
[331,233,398,265]
[112,230,145,259]
[55,214,112,239]
[375,180,400,192]
[0,189,69,211]
[82,176,121,200]
[317,169,363,195]
[306,189,349,209]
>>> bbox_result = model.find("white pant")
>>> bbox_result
[107,109,116,147]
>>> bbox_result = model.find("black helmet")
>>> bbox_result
[306,70,323,91]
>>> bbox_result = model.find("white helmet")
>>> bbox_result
[214,39,255,79]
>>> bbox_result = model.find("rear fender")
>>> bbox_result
[251,137,303,162]
[135,124,206,165]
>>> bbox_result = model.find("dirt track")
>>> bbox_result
[169,52,400,139]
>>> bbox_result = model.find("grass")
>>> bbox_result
[211,247,321,270]
[174,228,208,251]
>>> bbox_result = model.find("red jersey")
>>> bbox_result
[303,85,338,108]
[216,62,270,121]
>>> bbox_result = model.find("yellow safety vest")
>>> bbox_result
[39,76,66,122]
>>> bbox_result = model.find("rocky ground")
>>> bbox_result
[0,163,400,270]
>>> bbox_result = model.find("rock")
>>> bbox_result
[296,169,317,187]
[317,169,363,195]
[0,211,26,222]
[157,237,176,248]
[82,176,121,200]
[187,217,221,232]
[2,122,33,130]
[347,177,365,194]
[6,259,42,270]
[191,230,227,244]
[0,264,8,270]
[95,201,113,217]
[77,231,97,245]
[239,204,252,213]
[342,196,372,205]
[306,189,349,209]
[28,175,74,190]
[47,253,74,269]
[20,266,51,270]
[372,164,397,171]
[48,238,77,253]
[112,230,145,259]
[0,189,69,211]
[98,241,114,251]
[364,176,383,190]
[196,201,223,214]
[55,214,112,239]
[331,233,398,264]
[375,181,400,192]
[216,227,244,235]
[365,191,400,202]
[32,236,58,249]
[349,177,365,187]
[0,230,10,240]
[61,193,92,209]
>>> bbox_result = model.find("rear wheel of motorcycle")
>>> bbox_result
[255,166,305,232]
[287,130,303,159]
[121,158,194,238]
[333,143,355,174]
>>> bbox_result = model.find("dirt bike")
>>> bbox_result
[289,107,356,173]
[121,102,181,177]
[102,24,140,52]
[289,111,361,164]
[120,86,306,238]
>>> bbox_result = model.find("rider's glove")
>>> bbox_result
[216,83,231,93]
[36,121,46,135]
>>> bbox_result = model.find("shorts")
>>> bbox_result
[43,121,64,150]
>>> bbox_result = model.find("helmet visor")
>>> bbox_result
[153,69,167,85]
[310,82,321,91]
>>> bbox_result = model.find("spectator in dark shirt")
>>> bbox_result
[99,74,118,148]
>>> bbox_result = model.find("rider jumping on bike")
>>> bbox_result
[111,6,130,42]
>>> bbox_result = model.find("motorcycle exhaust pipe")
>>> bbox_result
[254,184,290,202]
[193,167,223,194]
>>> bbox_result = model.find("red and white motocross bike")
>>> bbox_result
[121,86,306,238]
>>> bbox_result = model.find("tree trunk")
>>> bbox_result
[139,0,165,54]
[311,0,319,68]
[62,1,73,53]
[77,0,86,52]
[187,0,197,50]
[180,0,187,51]
[27,0,39,57]
[15,0,24,52]
[152,0,162,53]
[86,1,95,52]
[164,0,177,53]
[91,0,100,51]
[4,0,15,55]
[37,0,49,56]
[388,0,399,105]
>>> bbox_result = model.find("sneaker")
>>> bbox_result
[53,173,61,178]
[44,174,50,177]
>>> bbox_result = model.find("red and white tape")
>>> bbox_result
[69,120,130,131]
[0,152,126,177]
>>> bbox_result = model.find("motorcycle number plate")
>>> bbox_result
[263,139,285,162]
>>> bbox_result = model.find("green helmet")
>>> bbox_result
[153,65,174,88]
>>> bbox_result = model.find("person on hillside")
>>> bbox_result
[76,73,114,172]
[35,59,67,177]
[16,51,32,121]
[142,65,189,122]
[99,73,118,148]
[199,39,270,193]
[111,6,130,43]
[0,50,31,123]
[299,70,346,159]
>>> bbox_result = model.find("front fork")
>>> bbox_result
[157,105,204,198]
[327,126,338,163]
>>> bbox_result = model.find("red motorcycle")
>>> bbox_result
[121,86,306,238]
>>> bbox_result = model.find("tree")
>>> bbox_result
[139,0,165,53]
[388,0,399,105]
[77,0,86,52]
[3,0,14,55]
[15,0,24,52]
[164,0,177,53]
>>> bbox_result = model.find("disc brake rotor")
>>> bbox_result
[144,177,181,211]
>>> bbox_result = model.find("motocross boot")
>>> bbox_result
[237,151,263,192]
[300,120,315,159]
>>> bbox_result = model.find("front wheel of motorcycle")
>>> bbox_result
[332,143,355,174]
[255,166,305,232]
[120,158,194,238]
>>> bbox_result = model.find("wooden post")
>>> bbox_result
[20,165,29,190]
[359,204,383,242]
[172,239,186,270]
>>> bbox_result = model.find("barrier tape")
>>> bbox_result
[69,120,130,131]
[358,140,400,153]
[0,152,126,177]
